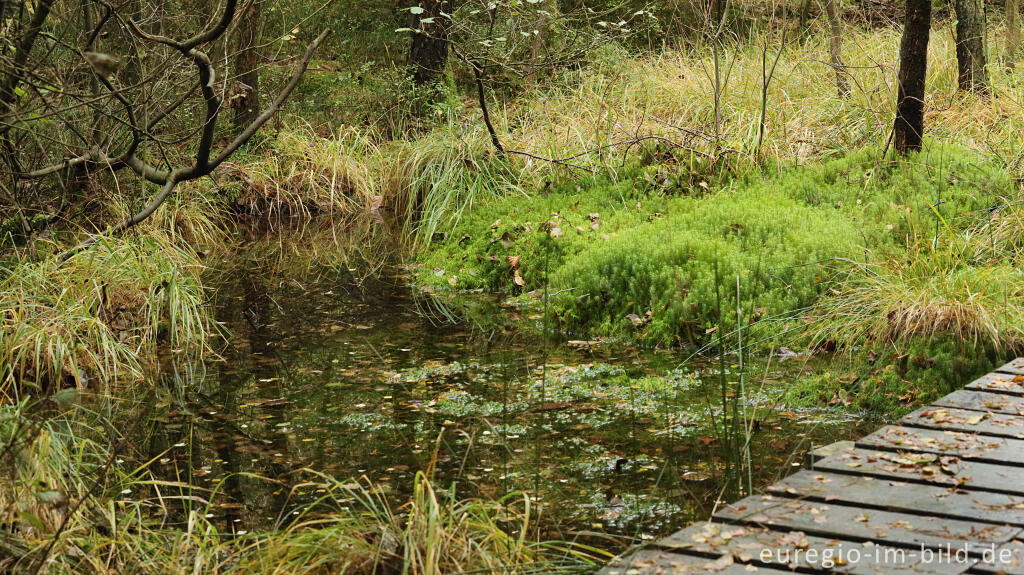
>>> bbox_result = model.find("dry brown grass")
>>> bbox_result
[809,229,1024,353]
[223,22,1024,232]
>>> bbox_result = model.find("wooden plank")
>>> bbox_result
[766,470,1024,526]
[995,358,1024,376]
[857,425,1024,465]
[813,447,1024,496]
[902,406,1024,439]
[720,496,1018,552]
[972,540,1024,575]
[596,549,799,575]
[935,390,1024,416]
[713,495,1018,553]
[659,522,974,575]
[967,372,1024,397]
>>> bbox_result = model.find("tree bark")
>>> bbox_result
[952,0,989,92]
[408,0,454,85]
[894,0,931,155]
[1008,0,1020,72]
[826,0,850,98]
[233,0,261,135]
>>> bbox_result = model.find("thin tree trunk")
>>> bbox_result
[826,0,850,98]
[1008,0,1020,72]
[952,0,990,92]
[527,1,548,89]
[894,0,932,155]
[409,0,454,85]
[233,0,260,135]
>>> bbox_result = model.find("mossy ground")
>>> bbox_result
[414,143,1018,413]
[780,338,998,416]
[418,145,1009,332]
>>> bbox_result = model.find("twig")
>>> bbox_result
[472,64,505,158]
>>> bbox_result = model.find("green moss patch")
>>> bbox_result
[781,338,997,416]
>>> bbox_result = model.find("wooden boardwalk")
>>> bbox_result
[600,359,1024,575]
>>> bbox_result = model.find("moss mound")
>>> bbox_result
[550,186,858,345]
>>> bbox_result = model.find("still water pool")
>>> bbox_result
[122,231,881,549]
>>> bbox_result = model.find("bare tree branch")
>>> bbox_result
[62,28,331,257]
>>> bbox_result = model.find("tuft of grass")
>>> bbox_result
[797,198,1024,414]
[108,187,234,251]
[0,400,98,542]
[381,126,528,250]
[0,232,213,400]
[809,251,1024,353]
[237,472,607,575]
[221,127,382,219]
[809,192,1024,355]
